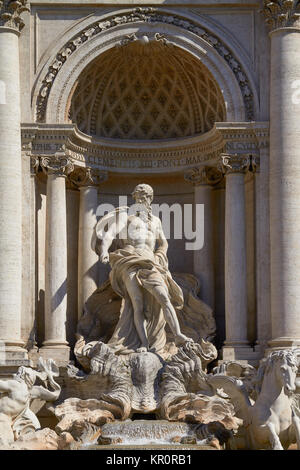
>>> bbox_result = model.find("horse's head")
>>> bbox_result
[271,350,299,395]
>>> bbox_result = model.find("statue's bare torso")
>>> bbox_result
[119,214,162,257]
[0,380,29,418]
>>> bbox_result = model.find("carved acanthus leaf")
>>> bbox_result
[69,167,108,188]
[221,154,250,175]
[0,0,30,31]
[184,166,223,186]
[41,154,74,177]
[262,0,300,29]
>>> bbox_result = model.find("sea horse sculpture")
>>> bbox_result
[208,349,300,450]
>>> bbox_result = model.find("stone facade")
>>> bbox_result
[0,0,298,375]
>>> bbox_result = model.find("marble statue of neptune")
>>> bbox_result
[97,183,193,355]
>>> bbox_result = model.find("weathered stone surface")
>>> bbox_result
[209,349,300,450]
[0,428,73,450]
[0,359,61,444]
[159,341,238,431]
[54,397,114,437]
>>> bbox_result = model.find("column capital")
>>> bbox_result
[0,0,30,32]
[251,155,260,173]
[184,166,223,187]
[40,154,74,177]
[221,154,250,175]
[69,166,108,188]
[30,155,39,176]
[262,0,300,31]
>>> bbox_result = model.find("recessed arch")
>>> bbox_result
[32,8,259,125]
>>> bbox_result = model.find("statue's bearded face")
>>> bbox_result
[132,184,153,210]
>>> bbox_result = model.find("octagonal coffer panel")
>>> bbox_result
[68,42,226,140]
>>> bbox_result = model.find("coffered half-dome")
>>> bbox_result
[68,38,226,140]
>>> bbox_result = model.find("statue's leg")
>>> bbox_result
[267,422,284,450]
[123,273,148,351]
[149,285,193,345]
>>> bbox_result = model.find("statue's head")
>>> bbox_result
[131,184,154,206]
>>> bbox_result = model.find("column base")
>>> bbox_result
[268,337,300,349]
[40,342,70,366]
[0,342,30,367]
[221,344,261,364]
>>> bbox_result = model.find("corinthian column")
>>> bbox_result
[221,154,253,360]
[184,166,222,309]
[40,155,73,364]
[0,1,30,363]
[263,1,300,348]
[70,167,107,318]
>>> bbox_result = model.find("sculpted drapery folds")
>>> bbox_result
[95,183,193,355]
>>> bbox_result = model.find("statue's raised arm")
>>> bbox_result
[95,206,129,264]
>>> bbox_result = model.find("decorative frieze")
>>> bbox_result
[0,0,30,31]
[262,0,300,30]
[221,154,250,175]
[21,123,226,174]
[184,166,223,186]
[36,8,254,122]
[41,155,74,177]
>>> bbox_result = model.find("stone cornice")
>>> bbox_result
[0,0,30,32]
[21,121,269,175]
[262,0,300,30]
[215,122,270,154]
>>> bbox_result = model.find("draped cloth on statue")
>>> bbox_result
[107,246,184,355]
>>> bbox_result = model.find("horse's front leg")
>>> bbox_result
[267,422,284,450]
[292,411,300,449]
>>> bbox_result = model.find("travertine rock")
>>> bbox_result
[159,341,239,435]
[0,428,73,451]
[54,397,114,437]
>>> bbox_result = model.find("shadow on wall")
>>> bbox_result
[36,288,45,346]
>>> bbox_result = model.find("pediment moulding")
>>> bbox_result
[262,0,300,30]
[21,121,269,176]
[0,0,29,31]
[35,7,256,124]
